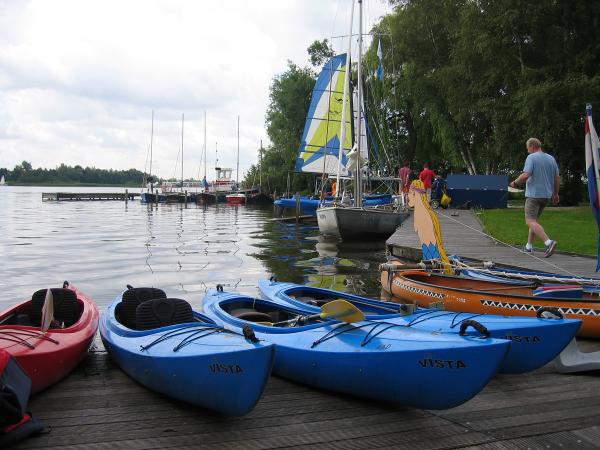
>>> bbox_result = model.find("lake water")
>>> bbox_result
[0,186,388,315]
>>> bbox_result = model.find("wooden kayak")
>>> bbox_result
[0,282,99,393]
[381,263,600,338]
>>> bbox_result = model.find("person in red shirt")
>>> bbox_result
[398,161,411,207]
[419,163,436,202]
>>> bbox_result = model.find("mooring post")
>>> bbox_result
[154,187,158,205]
[125,189,128,203]
[185,190,188,208]
[295,192,300,223]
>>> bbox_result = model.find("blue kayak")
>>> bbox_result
[100,287,275,416]
[203,288,510,410]
[258,279,581,374]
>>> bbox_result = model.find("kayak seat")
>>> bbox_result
[231,308,273,323]
[120,287,167,329]
[136,298,194,330]
[30,288,80,328]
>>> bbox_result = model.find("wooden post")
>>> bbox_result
[185,190,188,208]
[295,192,300,223]
[154,187,158,206]
[125,189,128,203]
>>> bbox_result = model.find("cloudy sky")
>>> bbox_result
[0,0,390,180]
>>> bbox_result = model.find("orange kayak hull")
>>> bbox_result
[381,268,600,338]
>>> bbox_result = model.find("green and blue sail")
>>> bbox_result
[295,54,367,176]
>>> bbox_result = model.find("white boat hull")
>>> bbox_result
[317,206,410,240]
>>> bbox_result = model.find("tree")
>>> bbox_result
[307,39,334,67]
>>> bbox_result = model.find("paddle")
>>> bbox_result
[40,289,54,332]
[273,300,365,327]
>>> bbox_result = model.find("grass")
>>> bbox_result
[477,206,597,256]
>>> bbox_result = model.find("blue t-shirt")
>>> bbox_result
[523,151,559,198]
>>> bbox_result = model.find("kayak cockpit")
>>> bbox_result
[0,287,82,329]
[222,299,325,327]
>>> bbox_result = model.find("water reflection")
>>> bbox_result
[0,187,387,314]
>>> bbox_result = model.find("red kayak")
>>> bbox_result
[0,282,99,393]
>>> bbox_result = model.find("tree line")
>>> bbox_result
[1,161,147,186]
[245,0,600,205]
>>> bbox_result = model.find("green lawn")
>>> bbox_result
[477,207,597,256]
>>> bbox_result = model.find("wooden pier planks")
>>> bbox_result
[42,192,140,201]
[12,341,600,450]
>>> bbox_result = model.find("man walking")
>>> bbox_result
[398,161,411,207]
[509,138,560,257]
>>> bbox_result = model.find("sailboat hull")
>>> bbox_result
[317,206,410,240]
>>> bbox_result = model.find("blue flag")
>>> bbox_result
[377,39,383,81]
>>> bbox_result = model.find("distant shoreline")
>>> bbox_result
[5,182,141,187]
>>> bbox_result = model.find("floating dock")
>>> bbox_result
[42,192,140,201]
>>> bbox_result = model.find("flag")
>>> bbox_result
[376,39,383,81]
[585,103,600,271]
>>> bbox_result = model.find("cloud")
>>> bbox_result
[0,0,389,178]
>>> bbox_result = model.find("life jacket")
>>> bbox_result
[0,349,44,447]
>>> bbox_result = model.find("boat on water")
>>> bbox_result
[317,204,410,240]
[226,116,247,206]
[203,287,510,410]
[0,175,6,186]
[100,287,274,416]
[259,279,580,374]
[225,192,246,205]
[197,166,235,204]
[380,263,600,338]
[140,111,166,203]
[293,2,407,239]
[0,282,99,393]
[274,193,392,216]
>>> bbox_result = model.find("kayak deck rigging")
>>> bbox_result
[140,323,246,352]
[0,329,60,348]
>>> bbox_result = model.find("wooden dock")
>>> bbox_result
[42,192,140,201]
[387,209,599,278]
[13,342,600,449]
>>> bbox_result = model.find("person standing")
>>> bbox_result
[509,138,560,257]
[419,163,436,202]
[398,161,411,207]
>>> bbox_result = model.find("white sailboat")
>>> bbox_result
[315,0,409,240]
[0,175,5,186]
[226,116,246,205]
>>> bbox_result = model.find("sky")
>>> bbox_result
[0,0,390,181]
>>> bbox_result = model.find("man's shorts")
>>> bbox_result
[525,197,548,220]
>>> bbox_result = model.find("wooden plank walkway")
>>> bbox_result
[387,209,599,278]
[12,342,600,450]
[42,192,140,201]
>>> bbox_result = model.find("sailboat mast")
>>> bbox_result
[259,140,263,187]
[236,115,240,185]
[150,110,154,179]
[337,0,355,192]
[355,0,363,207]
[204,111,207,181]
[181,113,184,191]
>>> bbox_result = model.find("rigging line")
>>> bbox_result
[435,209,587,279]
